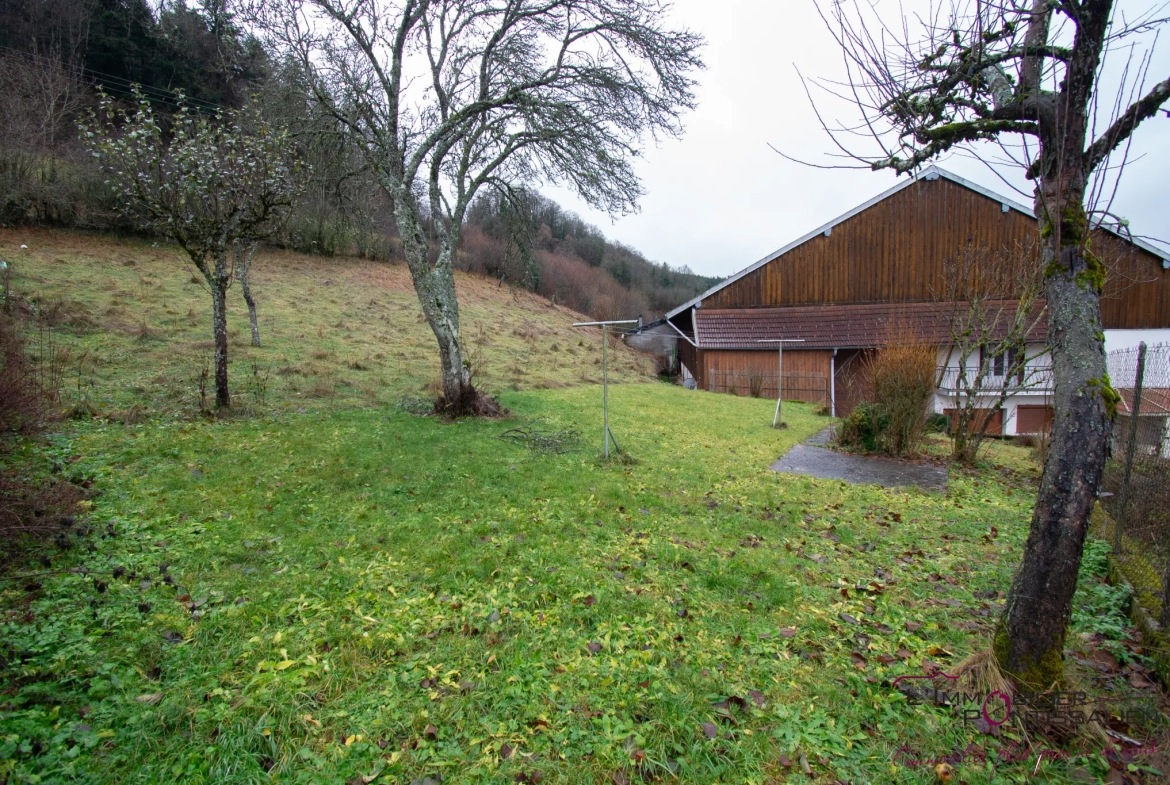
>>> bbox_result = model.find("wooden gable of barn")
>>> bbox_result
[667,166,1170,333]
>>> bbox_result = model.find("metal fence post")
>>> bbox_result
[602,324,609,459]
[1114,342,1147,554]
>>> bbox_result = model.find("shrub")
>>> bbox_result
[748,371,766,399]
[1015,432,1050,464]
[836,403,890,453]
[925,412,950,433]
[0,313,42,437]
[866,330,936,456]
[1031,431,1050,465]
[0,311,78,560]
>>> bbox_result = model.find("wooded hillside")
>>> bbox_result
[0,0,717,321]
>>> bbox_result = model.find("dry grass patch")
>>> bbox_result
[0,228,652,417]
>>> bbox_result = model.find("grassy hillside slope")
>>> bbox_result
[0,229,653,417]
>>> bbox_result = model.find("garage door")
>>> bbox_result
[1017,405,1054,434]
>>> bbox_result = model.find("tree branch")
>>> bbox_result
[1083,75,1170,174]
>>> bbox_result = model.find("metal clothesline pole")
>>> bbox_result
[574,320,639,458]
[758,339,805,428]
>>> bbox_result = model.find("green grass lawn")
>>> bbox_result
[1,233,1162,784]
[6,381,1146,785]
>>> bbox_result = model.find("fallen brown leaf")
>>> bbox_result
[1129,672,1154,689]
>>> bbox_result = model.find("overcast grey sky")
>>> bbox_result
[542,0,1170,280]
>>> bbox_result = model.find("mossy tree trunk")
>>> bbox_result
[393,194,486,416]
[995,190,1112,689]
[994,6,1116,688]
[819,0,1170,693]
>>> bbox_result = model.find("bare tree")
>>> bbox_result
[82,90,300,407]
[234,241,263,346]
[811,0,1170,687]
[254,0,703,415]
[938,241,1047,463]
[0,47,89,224]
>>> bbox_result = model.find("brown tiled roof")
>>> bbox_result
[1116,388,1170,416]
[694,302,1047,350]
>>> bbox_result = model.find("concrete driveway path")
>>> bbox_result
[770,428,948,491]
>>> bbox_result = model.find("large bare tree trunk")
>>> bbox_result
[992,4,1122,688]
[812,0,1168,692]
[996,180,1112,688]
[418,248,473,409]
[394,200,497,416]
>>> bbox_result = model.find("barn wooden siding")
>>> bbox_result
[833,349,873,418]
[685,348,832,403]
[699,177,1168,329]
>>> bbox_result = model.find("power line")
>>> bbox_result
[0,43,231,114]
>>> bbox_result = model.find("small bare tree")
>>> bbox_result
[233,241,263,346]
[810,0,1170,688]
[938,242,1047,463]
[82,90,300,407]
[255,0,703,415]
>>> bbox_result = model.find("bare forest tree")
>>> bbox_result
[82,90,300,407]
[938,241,1047,463]
[254,0,703,415]
[0,48,90,224]
[813,0,1170,688]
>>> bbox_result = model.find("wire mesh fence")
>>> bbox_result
[707,370,829,407]
[1097,342,1170,628]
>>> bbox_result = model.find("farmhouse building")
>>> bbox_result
[664,166,1170,436]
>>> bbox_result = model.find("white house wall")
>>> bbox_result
[932,342,1052,437]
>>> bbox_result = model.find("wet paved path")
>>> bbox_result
[770,428,948,491]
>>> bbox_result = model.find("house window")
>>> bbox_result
[981,346,1005,376]
[979,347,1024,380]
[1007,347,1025,384]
